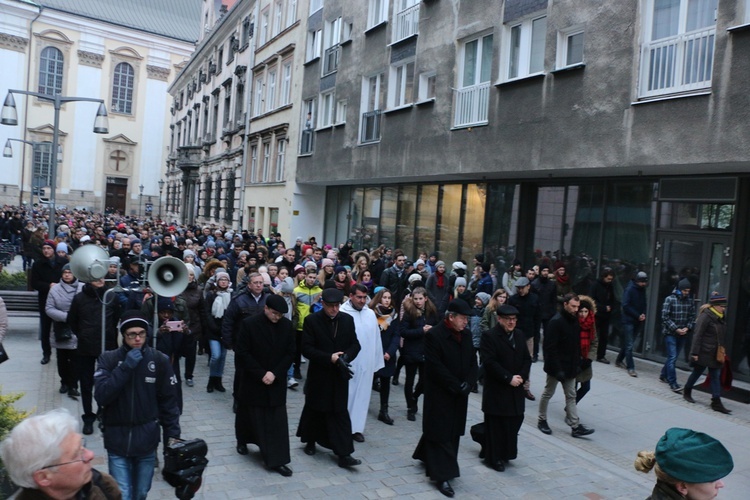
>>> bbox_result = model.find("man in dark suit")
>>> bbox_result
[234,295,296,477]
[296,288,362,468]
[413,299,478,498]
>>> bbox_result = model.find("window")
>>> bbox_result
[388,60,415,108]
[335,99,347,124]
[254,75,264,116]
[241,17,252,47]
[203,178,212,217]
[455,34,492,127]
[234,82,245,125]
[202,102,209,140]
[418,71,437,101]
[300,98,316,154]
[112,62,135,114]
[343,21,353,42]
[214,176,222,219]
[38,47,63,96]
[275,139,286,182]
[194,106,201,143]
[32,142,53,190]
[392,0,420,43]
[262,142,271,182]
[249,145,258,182]
[218,47,224,68]
[505,16,547,80]
[260,8,270,45]
[318,91,335,128]
[287,0,298,28]
[273,1,283,36]
[266,68,277,111]
[306,29,322,61]
[211,90,220,139]
[310,0,323,15]
[557,28,584,68]
[223,83,232,128]
[224,174,235,224]
[639,0,717,98]
[368,0,388,29]
[281,60,292,105]
[360,73,384,143]
[323,17,342,75]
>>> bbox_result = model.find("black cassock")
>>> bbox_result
[234,312,295,468]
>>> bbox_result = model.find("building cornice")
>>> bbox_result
[77,49,104,67]
[147,64,171,81]
[0,32,29,52]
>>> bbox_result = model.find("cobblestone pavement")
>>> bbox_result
[3,311,750,499]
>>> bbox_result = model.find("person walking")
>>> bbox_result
[616,271,648,377]
[683,294,732,414]
[575,296,597,404]
[590,267,615,364]
[44,264,80,398]
[660,278,696,393]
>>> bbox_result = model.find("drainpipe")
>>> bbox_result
[18,2,43,207]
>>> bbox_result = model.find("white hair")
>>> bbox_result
[0,408,78,488]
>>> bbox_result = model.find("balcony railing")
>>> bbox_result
[393,4,420,43]
[360,110,382,143]
[323,45,340,75]
[640,27,715,98]
[453,82,490,128]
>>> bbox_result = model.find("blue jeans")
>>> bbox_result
[685,364,722,398]
[108,452,155,500]
[660,335,687,386]
[616,322,637,370]
[209,339,227,377]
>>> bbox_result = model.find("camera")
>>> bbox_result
[162,438,209,500]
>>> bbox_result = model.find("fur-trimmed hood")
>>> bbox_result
[578,294,597,316]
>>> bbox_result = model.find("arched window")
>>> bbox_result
[112,62,135,114]
[39,47,64,95]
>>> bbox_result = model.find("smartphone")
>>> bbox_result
[166,320,183,332]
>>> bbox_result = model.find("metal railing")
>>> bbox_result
[360,110,382,143]
[640,27,715,98]
[453,82,490,128]
[393,4,420,43]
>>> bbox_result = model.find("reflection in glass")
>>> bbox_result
[484,183,518,274]
[438,184,462,264]
[397,186,418,257]
[462,184,486,261]
[380,187,398,250]
[417,185,438,258]
[660,202,734,231]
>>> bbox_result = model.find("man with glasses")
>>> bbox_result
[94,310,181,500]
[0,408,121,499]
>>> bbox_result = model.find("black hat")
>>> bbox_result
[447,299,473,316]
[496,304,519,317]
[119,310,150,334]
[322,288,344,304]
[157,297,175,312]
[677,278,691,290]
[266,294,289,314]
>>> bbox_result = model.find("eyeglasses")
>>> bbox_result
[124,331,147,339]
[41,438,89,469]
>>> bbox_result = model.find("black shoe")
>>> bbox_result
[67,387,80,398]
[670,384,682,393]
[532,355,538,363]
[659,376,668,384]
[206,378,215,393]
[525,390,536,401]
[352,432,365,443]
[437,481,455,497]
[338,455,361,468]
[82,421,94,435]
[471,383,478,393]
[273,465,293,477]
[372,379,381,392]
[236,443,249,455]
[487,460,505,472]
[407,411,416,422]
[378,410,394,425]
[597,357,610,364]
[304,442,316,456]
[41,356,50,365]
[214,379,226,392]
[392,375,399,386]
[572,424,595,437]
[59,384,69,394]
[233,400,238,414]
[683,388,695,403]
[538,419,552,435]
[293,368,303,380]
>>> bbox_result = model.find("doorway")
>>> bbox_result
[644,232,731,362]
[105,177,128,214]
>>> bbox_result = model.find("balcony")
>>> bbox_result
[175,145,203,171]
[639,27,715,98]
[453,83,490,128]
[392,4,420,44]
[360,110,382,144]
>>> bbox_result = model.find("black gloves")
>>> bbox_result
[459,382,472,396]
[336,354,354,380]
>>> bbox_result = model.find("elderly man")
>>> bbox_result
[413,299,478,498]
[0,408,121,499]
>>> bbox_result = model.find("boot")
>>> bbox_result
[711,397,732,414]
[683,387,695,403]
[214,377,227,392]
[206,377,215,393]
[378,405,394,425]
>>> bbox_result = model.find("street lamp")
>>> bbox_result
[158,179,165,220]
[1,90,108,235]
[138,184,144,218]
[3,138,62,206]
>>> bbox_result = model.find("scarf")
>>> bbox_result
[578,312,596,358]
[709,306,724,319]
[211,289,233,318]
[375,304,395,331]
[436,270,445,288]
[556,273,570,286]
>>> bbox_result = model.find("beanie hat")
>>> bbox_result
[408,273,423,284]
[56,242,68,254]
[61,263,71,273]
[261,272,272,286]
[655,428,733,483]
[327,250,337,260]
[677,278,691,290]
[452,261,467,271]
[157,297,175,312]
[43,240,56,249]
[415,259,425,267]
[636,271,648,282]
[109,256,120,265]
[322,258,334,268]
[280,277,295,294]
[435,260,445,269]
[214,271,230,283]
[475,292,491,306]
[130,238,141,245]
[182,249,196,259]
[119,310,150,334]
[454,277,467,289]
[709,294,727,306]
[79,235,91,243]
[334,266,346,274]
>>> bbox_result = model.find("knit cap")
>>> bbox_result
[655,428,733,483]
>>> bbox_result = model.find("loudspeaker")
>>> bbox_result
[69,245,110,283]
[148,256,189,297]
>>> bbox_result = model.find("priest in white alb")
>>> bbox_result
[341,284,384,443]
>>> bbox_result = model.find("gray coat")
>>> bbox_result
[45,279,80,350]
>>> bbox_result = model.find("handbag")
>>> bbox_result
[0,342,8,364]
[716,345,726,363]
[54,321,73,342]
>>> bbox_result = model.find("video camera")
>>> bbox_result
[162,438,209,500]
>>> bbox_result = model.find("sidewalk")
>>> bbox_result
[2,310,749,498]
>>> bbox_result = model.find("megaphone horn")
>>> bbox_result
[148,256,189,297]
[69,245,111,283]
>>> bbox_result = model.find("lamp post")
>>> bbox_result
[3,138,47,206]
[138,184,144,218]
[158,179,165,221]
[1,90,108,235]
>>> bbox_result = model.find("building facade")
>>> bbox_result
[296,1,750,373]
[0,0,201,214]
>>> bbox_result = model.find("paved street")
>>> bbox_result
[2,308,750,499]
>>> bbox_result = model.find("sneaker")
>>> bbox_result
[185,378,194,387]
[571,424,595,438]
[287,377,299,389]
[659,376,668,384]
[628,370,638,378]
[615,361,625,369]
[596,358,610,364]
[670,384,682,393]
[537,419,552,435]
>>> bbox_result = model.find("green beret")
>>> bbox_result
[656,428,733,483]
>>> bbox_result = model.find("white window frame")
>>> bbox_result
[387,59,415,109]
[286,0,298,28]
[638,0,718,98]
[249,145,258,183]
[262,142,271,182]
[275,139,286,182]
[368,0,388,29]
[454,33,492,127]
[323,17,342,75]
[260,8,270,45]
[266,67,277,111]
[281,60,292,105]
[360,73,384,143]
[503,15,547,82]
[556,27,584,69]
[310,0,323,15]
[253,75,264,116]
[306,29,323,62]
[318,90,335,128]
[392,0,420,43]
[335,99,347,124]
[300,98,316,154]
[418,71,437,101]
[273,0,284,37]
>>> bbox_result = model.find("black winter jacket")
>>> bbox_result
[68,284,118,356]
[543,309,581,380]
[94,344,180,457]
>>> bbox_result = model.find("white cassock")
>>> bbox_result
[341,300,384,434]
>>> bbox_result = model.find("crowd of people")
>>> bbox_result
[0,205,738,498]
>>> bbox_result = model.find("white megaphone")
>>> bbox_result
[69,245,110,283]
[147,256,189,297]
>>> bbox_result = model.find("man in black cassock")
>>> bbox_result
[296,288,362,468]
[479,304,531,471]
[413,299,478,498]
[234,294,296,477]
